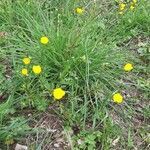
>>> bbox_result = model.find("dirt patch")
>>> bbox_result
[23,111,71,150]
[116,35,150,50]
[0,32,8,38]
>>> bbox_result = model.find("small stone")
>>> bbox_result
[28,114,32,117]
[54,143,59,148]
[15,144,28,150]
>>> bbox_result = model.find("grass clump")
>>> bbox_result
[0,0,149,149]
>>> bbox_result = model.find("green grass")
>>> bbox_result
[0,0,150,149]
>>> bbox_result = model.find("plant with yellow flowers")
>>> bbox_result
[118,3,126,14]
[118,0,138,14]
[130,0,137,11]
[19,56,45,112]
[21,57,42,76]
[1,0,149,148]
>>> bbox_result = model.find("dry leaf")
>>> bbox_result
[112,136,120,146]
[0,32,8,37]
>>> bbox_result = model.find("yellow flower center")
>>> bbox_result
[21,68,28,76]
[40,36,49,44]
[123,63,133,72]
[53,88,66,100]
[76,8,84,14]
[113,93,123,104]
[32,65,42,74]
[23,57,31,65]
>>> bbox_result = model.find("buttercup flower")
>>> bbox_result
[40,36,49,44]
[130,5,135,10]
[132,0,137,3]
[123,63,133,72]
[113,93,123,104]
[130,0,136,11]
[21,68,28,76]
[53,88,66,100]
[76,7,84,14]
[23,57,31,65]
[119,3,126,11]
[32,65,42,74]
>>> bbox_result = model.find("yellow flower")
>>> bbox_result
[23,57,31,65]
[40,36,49,44]
[132,0,137,3]
[119,3,126,11]
[5,139,14,145]
[32,65,42,74]
[113,93,123,104]
[123,63,133,72]
[21,68,28,76]
[53,88,66,100]
[130,5,135,10]
[76,7,84,14]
